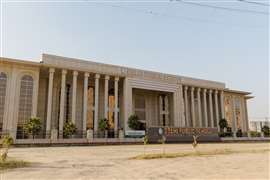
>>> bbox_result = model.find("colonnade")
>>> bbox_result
[46,68,120,138]
[183,86,225,129]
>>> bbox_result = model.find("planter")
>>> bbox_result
[98,131,105,138]
[105,130,108,138]
[125,130,145,138]
[119,129,124,139]
[51,129,58,140]
[87,129,93,139]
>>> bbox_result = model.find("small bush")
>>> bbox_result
[219,118,228,132]
[23,117,42,139]
[250,131,261,137]
[1,135,14,162]
[99,118,109,131]
[128,114,143,130]
[261,126,270,137]
[236,129,243,137]
[63,121,77,138]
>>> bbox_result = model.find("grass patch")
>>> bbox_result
[131,148,270,160]
[0,159,30,171]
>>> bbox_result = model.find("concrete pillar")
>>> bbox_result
[191,87,195,127]
[173,88,182,127]
[46,68,54,137]
[208,89,214,128]
[114,77,119,136]
[220,91,225,119]
[104,75,110,119]
[179,84,185,127]
[94,74,100,134]
[203,89,208,127]
[71,71,78,125]
[184,86,189,127]
[82,72,89,135]
[232,97,237,137]
[123,78,132,131]
[214,90,220,131]
[197,88,202,127]
[59,69,67,138]
[244,98,249,132]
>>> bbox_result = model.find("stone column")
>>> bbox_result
[197,88,202,127]
[46,68,55,137]
[71,71,78,125]
[232,97,237,137]
[203,89,208,127]
[179,84,185,127]
[59,69,67,138]
[82,72,89,136]
[191,87,195,127]
[94,74,100,135]
[104,75,110,119]
[184,86,189,127]
[220,91,225,119]
[244,98,249,133]
[214,90,220,131]
[209,89,214,128]
[114,77,119,137]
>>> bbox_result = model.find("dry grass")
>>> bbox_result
[0,158,30,171]
[131,148,270,160]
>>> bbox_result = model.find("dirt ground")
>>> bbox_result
[0,143,269,180]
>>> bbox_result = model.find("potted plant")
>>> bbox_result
[126,114,145,138]
[23,117,42,139]
[98,118,108,138]
[219,118,228,132]
[236,128,243,137]
[63,121,77,138]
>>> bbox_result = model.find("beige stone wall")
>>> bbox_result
[0,60,40,138]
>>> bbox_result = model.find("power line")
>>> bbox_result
[238,0,270,7]
[174,0,268,15]
[99,4,266,29]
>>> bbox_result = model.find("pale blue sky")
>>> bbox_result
[1,0,269,120]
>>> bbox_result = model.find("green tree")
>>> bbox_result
[23,117,42,139]
[1,135,14,162]
[128,114,141,130]
[63,121,77,138]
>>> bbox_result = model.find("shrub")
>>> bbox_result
[250,131,261,137]
[128,114,142,130]
[99,118,109,131]
[219,118,228,132]
[261,126,270,137]
[23,117,42,139]
[236,129,243,137]
[63,121,77,138]
[1,135,13,162]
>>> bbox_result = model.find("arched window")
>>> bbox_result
[0,72,7,130]
[17,75,34,137]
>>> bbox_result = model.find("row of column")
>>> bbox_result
[183,86,225,130]
[46,68,120,138]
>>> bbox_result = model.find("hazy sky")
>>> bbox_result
[1,0,269,120]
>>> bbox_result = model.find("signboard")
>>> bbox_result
[147,127,220,143]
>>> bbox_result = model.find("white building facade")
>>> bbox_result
[0,54,252,139]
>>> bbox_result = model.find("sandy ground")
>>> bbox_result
[0,143,269,180]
